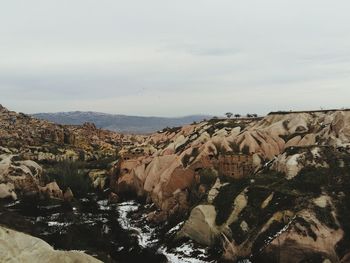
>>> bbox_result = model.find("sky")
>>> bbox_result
[1,0,350,117]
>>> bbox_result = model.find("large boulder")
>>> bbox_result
[177,205,220,246]
[0,226,102,263]
[0,182,17,200]
[0,154,43,197]
[39,181,63,199]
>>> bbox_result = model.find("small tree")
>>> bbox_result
[225,112,233,119]
[246,113,253,118]
[252,113,258,118]
[234,114,241,118]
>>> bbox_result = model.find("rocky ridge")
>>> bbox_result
[0,104,144,200]
[114,109,350,262]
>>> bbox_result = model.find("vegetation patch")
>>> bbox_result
[84,156,115,170]
[213,178,249,225]
[229,220,247,245]
[293,216,317,241]
[175,132,200,154]
[181,147,200,167]
[289,167,329,195]
[199,168,217,187]
[45,160,92,197]
[313,205,338,230]
[252,220,286,255]
[238,190,296,235]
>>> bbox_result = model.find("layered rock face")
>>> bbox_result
[0,226,102,263]
[114,110,350,262]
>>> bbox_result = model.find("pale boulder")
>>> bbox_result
[0,183,17,200]
[177,205,219,246]
[0,226,102,263]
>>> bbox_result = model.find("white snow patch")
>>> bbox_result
[47,221,72,227]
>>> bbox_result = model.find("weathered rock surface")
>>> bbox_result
[0,154,44,198]
[0,226,102,263]
[177,205,219,246]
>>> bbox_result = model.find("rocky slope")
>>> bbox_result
[0,104,144,200]
[113,109,350,262]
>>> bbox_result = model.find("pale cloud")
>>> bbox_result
[0,0,349,116]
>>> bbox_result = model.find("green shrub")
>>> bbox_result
[199,168,217,186]
[46,160,92,197]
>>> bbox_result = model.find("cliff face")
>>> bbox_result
[114,110,350,262]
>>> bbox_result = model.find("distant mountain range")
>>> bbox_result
[32,111,212,134]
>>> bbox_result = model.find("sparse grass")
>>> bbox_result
[46,160,92,197]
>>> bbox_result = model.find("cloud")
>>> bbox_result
[0,0,350,116]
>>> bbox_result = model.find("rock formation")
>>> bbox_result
[113,109,350,262]
[0,226,102,263]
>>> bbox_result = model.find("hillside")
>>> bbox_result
[32,111,211,134]
[114,109,350,262]
[2,105,350,262]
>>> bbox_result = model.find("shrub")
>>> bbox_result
[182,154,191,167]
[46,160,92,197]
[199,168,217,186]
[229,141,240,153]
[241,145,250,155]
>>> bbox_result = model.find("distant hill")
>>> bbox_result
[32,111,212,134]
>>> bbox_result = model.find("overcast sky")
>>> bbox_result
[1,0,350,117]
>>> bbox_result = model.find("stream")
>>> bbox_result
[0,193,215,263]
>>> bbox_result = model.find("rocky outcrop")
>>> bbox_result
[0,182,17,199]
[271,146,330,179]
[112,110,350,262]
[0,154,43,198]
[0,105,139,201]
[180,146,350,262]
[177,205,219,246]
[0,226,102,263]
[114,110,350,218]
[0,152,68,200]
[255,210,343,263]
[39,181,63,199]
